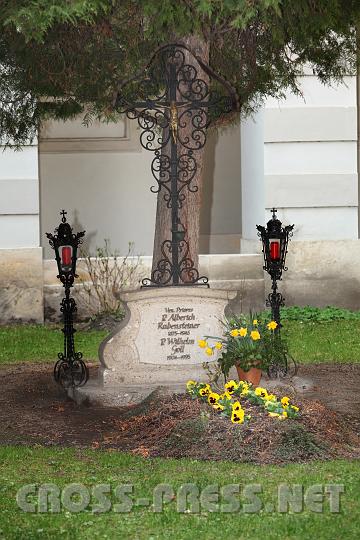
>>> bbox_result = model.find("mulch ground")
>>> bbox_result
[1,363,360,464]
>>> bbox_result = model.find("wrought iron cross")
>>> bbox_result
[115,43,238,286]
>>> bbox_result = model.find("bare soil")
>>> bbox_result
[0,363,359,464]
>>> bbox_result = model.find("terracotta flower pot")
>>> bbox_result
[236,364,262,386]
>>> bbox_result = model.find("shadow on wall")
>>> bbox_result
[200,129,217,253]
[71,209,96,255]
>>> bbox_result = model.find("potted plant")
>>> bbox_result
[199,313,287,385]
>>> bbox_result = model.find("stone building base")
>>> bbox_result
[0,248,44,324]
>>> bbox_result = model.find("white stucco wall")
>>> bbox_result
[39,116,242,258]
[0,143,40,248]
[264,73,358,239]
[39,118,155,259]
[200,122,242,253]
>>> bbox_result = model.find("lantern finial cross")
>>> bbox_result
[60,209,67,223]
[270,207,277,219]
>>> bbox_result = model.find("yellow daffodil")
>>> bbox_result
[214,342,223,350]
[186,380,196,391]
[231,409,245,424]
[281,396,290,407]
[250,330,261,341]
[239,327,247,337]
[267,321,278,331]
[205,347,214,356]
[224,380,239,394]
[230,329,239,337]
[198,339,207,348]
[253,319,258,325]
[208,392,220,405]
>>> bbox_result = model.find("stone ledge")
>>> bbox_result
[69,381,187,407]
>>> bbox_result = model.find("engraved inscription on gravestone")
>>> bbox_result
[158,306,200,362]
[135,299,224,366]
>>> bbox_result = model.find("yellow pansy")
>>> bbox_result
[281,396,290,407]
[186,380,196,390]
[199,384,211,396]
[239,327,247,337]
[198,339,207,348]
[253,319,258,326]
[250,330,261,341]
[266,394,276,401]
[205,347,214,356]
[282,411,288,418]
[213,403,224,411]
[267,321,278,331]
[255,387,268,398]
[224,380,239,394]
[208,392,220,405]
[232,401,242,412]
[240,384,250,396]
[214,342,223,350]
[268,412,280,418]
[230,329,239,337]
[220,391,233,400]
[291,405,299,412]
[231,409,245,424]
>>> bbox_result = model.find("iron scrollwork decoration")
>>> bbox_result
[256,208,296,377]
[114,43,238,286]
[46,210,88,388]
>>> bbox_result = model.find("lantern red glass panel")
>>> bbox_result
[61,245,73,272]
[270,239,280,261]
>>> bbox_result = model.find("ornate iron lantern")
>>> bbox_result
[257,208,294,288]
[46,210,88,388]
[257,208,295,377]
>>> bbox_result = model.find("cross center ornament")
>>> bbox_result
[115,44,238,286]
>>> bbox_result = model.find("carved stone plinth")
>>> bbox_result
[72,287,236,406]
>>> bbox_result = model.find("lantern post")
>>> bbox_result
[46,210,88,388]
[256,208,297,377]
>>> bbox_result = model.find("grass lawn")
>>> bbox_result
[0,446,359,540]
[0,325,108,364]
[0,320,360,365]
[284,320,360,364]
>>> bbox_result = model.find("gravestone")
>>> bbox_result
[73,287,235,406]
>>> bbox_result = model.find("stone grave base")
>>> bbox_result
[70,287,236,406]
[70,373,314,407]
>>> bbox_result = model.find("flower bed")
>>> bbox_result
[187,379,300,424]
